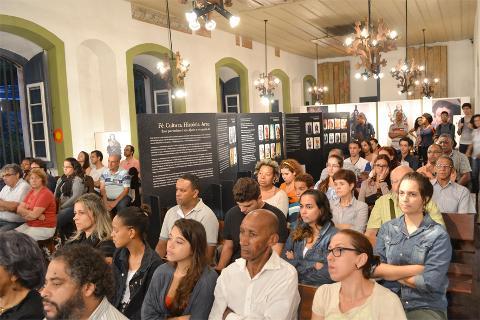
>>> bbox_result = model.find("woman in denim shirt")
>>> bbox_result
[282,189,337,286]
[375,172,451,320]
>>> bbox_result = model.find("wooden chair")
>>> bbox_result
[298,284,317,320]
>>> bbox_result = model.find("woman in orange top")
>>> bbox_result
[280,159,304,204]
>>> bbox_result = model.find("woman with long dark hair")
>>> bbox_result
[77,151,91,176]
[142,219,217,319]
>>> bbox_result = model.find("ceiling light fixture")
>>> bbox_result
[309,44,328,105]
[185,0,240,31]
[415,28,439,98]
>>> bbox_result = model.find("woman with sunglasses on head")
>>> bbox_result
[255,159,289,217]
[374,172,451,320]
[311,229,406,319]
[358,155,391,209]
[317,155,343,201]
[279,159,304,204]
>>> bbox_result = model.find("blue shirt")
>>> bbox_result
[281,221,337,286]
[100,169,131,199]
[375,214,452,312]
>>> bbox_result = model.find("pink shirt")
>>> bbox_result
[120,157,140,173]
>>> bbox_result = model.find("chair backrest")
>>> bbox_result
[298,284,317,320]
[442,213,475,241]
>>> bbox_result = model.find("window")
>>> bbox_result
[26,82,50,160]
[225,94,239,113]
[153,89,172,113]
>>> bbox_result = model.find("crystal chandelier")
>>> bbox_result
[254,20,280,106]
[309,44,328,105]
[415,29,439,98]
[345,0,398,80]
[390,0,423,96]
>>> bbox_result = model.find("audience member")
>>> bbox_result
[417,144,444,180]
[279,159,304,204]
[111,206,162,320]
[458,102,474,154]
[142,219,217,319]
[370,138,380,154]
[418,113,435,165]
[358,154,391,208]
[77,151,92,176]
[216,178,288,271]
[432,156,476,214]
[282,190,337,286]
[352,112,375,141]
[55,157,85,240]
[466,113,480,192]
[409,116,423,152]
[30,158,56,193]
[311,230,406,320]
[42,244,127,319]
[437,133,471,186]
[374,172,451,319]
[435,111,456,143]
[399,137,420,170]
[378,146,400,170]
[344,141,370,178]
[317,148,356,184]
[209,209,300,319]
[330,169,368,232]
[155,174,218,261]
[432,99,461,127]
[16,168,56,241]
[20,158,32,180]
[317,154,343,201]
[120,145,141,174]
[389,110,409,152]
[360,139,375,164]
[100,154,131,213]
[287,173,314,226]
[365,166,444,246]
[67,193,115,258]
[255,159,289,216]
[0,164,30,231]
[0,231,45,320]
[89,150,106,191]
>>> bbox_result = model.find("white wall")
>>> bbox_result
[0,0,316,154]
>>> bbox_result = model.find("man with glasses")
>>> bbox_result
[432,156,475,214]
[416,144,444,180]
[437,133,471,186]
[0,164,31,230]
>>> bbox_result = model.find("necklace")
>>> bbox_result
[0,306,5,315]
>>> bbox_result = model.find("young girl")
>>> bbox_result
[279,159,304,204]
[142,219,218,319]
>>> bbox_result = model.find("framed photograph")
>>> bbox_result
[229,147,237,166]
[329,133,334,144]
[263,125,270,141]
[314,137,321,149]
[305,122,313,135]
[313,122,320,134]
[270,143,276,158]
[323,119,328,130]
[276,142,281,156]
[335,118,341,130]
[340,119,348,129]
[270,124,275,140]
[275,124,281,140]
[258,125,264,141]
[335,132,340,143]
[341,132,348,143]
[229,126,236,144]
[264,143,270,158]
[306,137,313,150]
[328,119,335,130]
[324,133,329,144]
[94,131,131,166]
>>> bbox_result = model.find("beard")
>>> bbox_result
[43,288,86,320]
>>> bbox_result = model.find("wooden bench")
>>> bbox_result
[298,284,317,320]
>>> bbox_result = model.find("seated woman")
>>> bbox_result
[255,159,289,217]
[0,231,46,319]
[378,146,400,170]
[311,229,406,319]
[358,154,391,209]
[67,193,115,259]
[77,151,92,176]
[55,157,85,240]
[16,168,56,241]
[361,139,375,164]
[279,159,304,204]
[374,172,451,320]
[317,154,343,201]
[142,219,218,319]
[111,206,162,320]
[329,169,368,232]
[282,190,337,286]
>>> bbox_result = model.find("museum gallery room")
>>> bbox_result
[1,0,480,319]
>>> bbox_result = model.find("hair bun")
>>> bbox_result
[140,204,151,217]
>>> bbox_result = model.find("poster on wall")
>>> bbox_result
[94,131,131,166]
[321,112,350,158]
[377,100,422,147]
[216,114,239,181]
[336,102,376,141]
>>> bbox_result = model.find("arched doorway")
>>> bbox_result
[270,69,291,113]
[215,57,249,113]
[303,75,316,106]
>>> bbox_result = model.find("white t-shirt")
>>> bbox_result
[89,165,106,182]
[121,270,137,304]
[0,179,30,223]
[264,189,289,217]
[312,281,406,320]
[344,157,369,175]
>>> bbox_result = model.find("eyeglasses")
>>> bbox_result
[2,173,14,177]
[374,164,389,169]
[435,164,453,169]
[327,247,360,257]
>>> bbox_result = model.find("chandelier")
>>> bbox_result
[185,0,240,31]
[309,44,328,105]
[345,0,398,80]
[254,20,280,106]
[415,29,439,98]
[156,0,189,98]
[390,0,423,95]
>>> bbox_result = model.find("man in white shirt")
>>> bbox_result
[89,150,106,191]
[209,209,300,320]
[344,141,369,176]
[0,164,30,231]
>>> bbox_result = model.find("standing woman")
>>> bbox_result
[465,114,480,193]
[111,206,162,320]
[317,154,343,201]
[77,151,92,176]
[358,154,391,208]
[282,190,337,286]
[329,169,368,232]
[55,157,85,240]
[142,219,218,319]
[255,159,289,217]
[279,159,304,204]
[375,172,451,319]
[418,113,435,165]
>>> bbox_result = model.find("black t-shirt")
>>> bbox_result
[0,290,44,320]
[223,202,288,263]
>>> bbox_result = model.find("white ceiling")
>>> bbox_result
[0,31,43,60]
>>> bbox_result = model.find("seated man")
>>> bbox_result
[437,133,471,186]
[216,177,288,271]
[0,164,30,231]
[155,173,218,261]
[209,209,300,320]
[315,148,356,187]
[89,150,107,192]
[398,137,420,170]
[120,145,141,174]
[432,156,476,214]
[100,154,131,212]
[42,244,127,319]
[20,158,32,179]
[416,144,443,180]
[365,165,444,246]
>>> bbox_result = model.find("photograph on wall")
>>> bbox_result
[270,143,276,158]
[229,147,237,166]
[258,125,264,141]
[259,144,265,160]
[334,118,341,130]
[306,137,313,150]
[229,126,236,144]
[270,124,275,140]
[275,124,281,140]
[313,122,321,134]
[335,132,340,143]
[341,119,348,129]
[324,133,328,144]
[276,142,281,156]
[264,143,270,158]
[341,132,348,143]
[328,119,335,130]
[314,137,321,149]
[329,133,334,144]
[323,119,328,130]
[263,125,270,141]
[94,131,131,165]
[305,122,313,135]
[429,98,463,127]
[336,102,376,140]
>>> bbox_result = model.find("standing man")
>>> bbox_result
[209,209,300,320]
[0,164,30,231]
[100,154,131,212]
[388,110,408,152]
[458,103,474,154]
[352,112,375,141]
[120,145,140,174]
[435,111,456,144]
[155,173,218,261]
[20,158,32,179]
[90,150,106,191]
[437,134,471,186]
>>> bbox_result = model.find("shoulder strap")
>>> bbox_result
[389,198,396,221]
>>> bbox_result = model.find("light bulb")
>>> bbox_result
[355,73,361,79]
[389,30,398,39]
[408,91,413,96]
[229,16,240,28]
[423,78,429,84]
[261,96,270,106]
[362,75,368,81]
[205,19,216,31]
[174,88,186,98]
[398,90,402,95]
[274,78,280,84]
[414,80,420,85]
[373,74,379,79]
[360,28,369,38]
[391,67,396,73]
[323,86,328,92]
[379,72,384,79]
[185,11,197,23]
[189,19,201,31]
[371,39,378,46]
[434,78,439,83]
[254,79,259,86]
[345,37,353,46]
[314,101,321,106]
[308,87,312,93]
[419,65,425,71]
[156,62,168,74]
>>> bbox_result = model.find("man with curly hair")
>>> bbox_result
[41,244,127,320]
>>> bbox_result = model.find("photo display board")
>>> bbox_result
[322,112,351,158]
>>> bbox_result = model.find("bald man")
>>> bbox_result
[209,209,300,320]
[365,166,444,246]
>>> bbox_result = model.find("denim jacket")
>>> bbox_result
[281,221,337,286]
[375,214,452,312]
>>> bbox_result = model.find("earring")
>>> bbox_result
[355,264,360,270]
